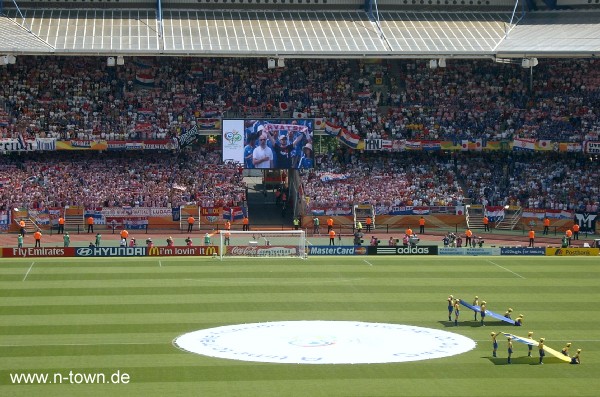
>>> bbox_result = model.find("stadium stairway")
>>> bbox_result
[244,176,293,229]
[65,213,85,232]
[16,217,40,233]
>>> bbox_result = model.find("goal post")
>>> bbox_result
[219,230,306,260]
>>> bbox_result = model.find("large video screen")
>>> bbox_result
[222,119,314,169]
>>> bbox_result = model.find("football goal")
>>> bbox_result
[219,230,306,260]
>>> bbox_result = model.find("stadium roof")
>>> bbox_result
[1,4,599,58]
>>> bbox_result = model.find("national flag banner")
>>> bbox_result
[559,142,582,152]
[537,139,552,151]
[279,102,289,111]
[191,66,204,77]
[324,121,342,137]
[198,119,218,130]
[172,183,186,191]
[512,137,536,151]
[455,205,465,216]
[293,111,308,119]
[485,206,505,222]
[203,80,218,86]
[135,73,155,87]
[405,140,421,150]
[422,141,441,151]
[461,140,469,151]
[356,92,371,100]
[338,128,361,149]
[382,140,393,150]
[314,118,325,130]
[392,140,405,151]
[475,138,483,151]
[0,118,9,127]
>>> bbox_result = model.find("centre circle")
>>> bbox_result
[173,320,476,364]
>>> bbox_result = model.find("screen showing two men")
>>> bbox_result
[222,119,314,169]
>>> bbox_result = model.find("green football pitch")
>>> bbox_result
[1,255,599,397]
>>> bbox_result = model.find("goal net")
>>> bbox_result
[219,230,306,260]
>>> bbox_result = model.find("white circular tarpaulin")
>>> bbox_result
[174,321,476,364]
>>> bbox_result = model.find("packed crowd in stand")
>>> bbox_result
[0,56,599,212]
[302,151,598,212]
[1,56,599,142]
[0,147,246,211]
[302,151,464,209]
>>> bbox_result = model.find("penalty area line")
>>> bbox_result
[486,260,525,279]
[364,259,374,266]
[22,262,35,281]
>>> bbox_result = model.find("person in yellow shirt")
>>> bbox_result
[491,332,499,357]
[480,301,487,326]
[538,338,546,364]
[472,296,480,321]
[453,298,460,326]
[447,295,454,322]
[507,337,513,364]
[561,342,572,356]
[527,331,534,357]
[570,349,581,364]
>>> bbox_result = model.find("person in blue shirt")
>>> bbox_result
[244,134,257,168]
[297,143,314,169]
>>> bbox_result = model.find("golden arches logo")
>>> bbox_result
[204,246,217,256]
[148,246,160,256]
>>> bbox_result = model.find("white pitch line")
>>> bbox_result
[0,342,160,347]
[486,260,525,279]
[364,259,374,266]
[22,262,35,281]
[159,260,162,267]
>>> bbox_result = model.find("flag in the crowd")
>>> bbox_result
[405,140,421,150]
[177,124,200,149]
[172,183,186,191]
[0,118,9,127]
[198,119,218,130]
[356,91,371,100]
[191,66,204,77]
[455,205,465,216]
[339,129,361,148]
[324,121,342,137]
[461,140,469,151]
[293,111,308,119]
[485,206,505,222]
[279,102,289,111]
[537,140,552,150]
[135,73,155,87]
[475,138,483,151]
[314,118,325,130]
[513,138,536,151]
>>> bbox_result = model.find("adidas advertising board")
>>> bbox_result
[369,245,438,255]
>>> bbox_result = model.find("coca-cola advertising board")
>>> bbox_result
[226,245,299,257]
